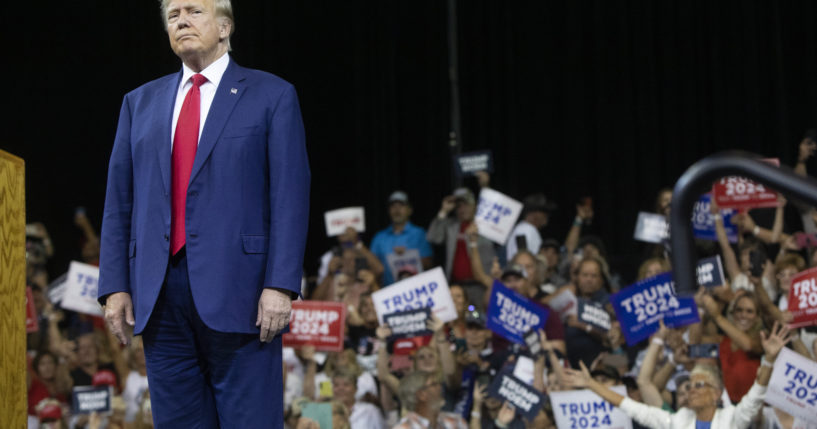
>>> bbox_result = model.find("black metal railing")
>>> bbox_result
[670,151,817,296]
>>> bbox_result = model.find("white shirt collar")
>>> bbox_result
[180,52,230,89]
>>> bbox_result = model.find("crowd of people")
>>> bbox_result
[23,138,817,428]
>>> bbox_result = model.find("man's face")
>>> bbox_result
[456,200,475,222]
[541,247,559,268]
[528,211,549,229]
[465,326,489,350]
[503,274,529,296]
[389,202,412,225]
[77,335,98,366]
[166,0,229,65]
[515,254,538,284]
[577,261,602,296]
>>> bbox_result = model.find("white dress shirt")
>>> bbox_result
[170,52,231,149]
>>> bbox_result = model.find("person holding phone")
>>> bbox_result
[505,193,557,260]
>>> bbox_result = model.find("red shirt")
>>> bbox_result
[720,335,760,403]
[451,221,473,282]
[28,378,66,416]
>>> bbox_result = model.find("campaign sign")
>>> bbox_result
[384,307,432,339]
[486,280,548,345]
[696,255,725,288]
[372,267,457,324]
[26,287,39,333]
[475,188,524,244]
[578,300,611,332]
[487,368,547,420]
[65,261,103,316]
[712,158,780,209]
[788,267,817,329]
[550,386,632,429]
[548,289,578,320]
[610,273,700,346]
[386,249,424,281]
[513,355,536,385]
[72,386,111,414]
[691,193,738,243]
[524,329,542,355]
[633,212,669,244]
[283,301,346,352]
[47,273,67,304]
[766,348,817,424]
[324,207,366,237]
[454,150,493,176]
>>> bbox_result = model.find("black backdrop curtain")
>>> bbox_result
[5,1,817,281]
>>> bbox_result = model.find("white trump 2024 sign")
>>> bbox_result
[550,386,632,429]
[372,267,457,324]
[64,261,103,316]
[324,207,365,237]
[475,188,523,245]
[766,348,817,424]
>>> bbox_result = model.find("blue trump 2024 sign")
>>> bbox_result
[487,280,548,345]
[611,272,699,346]
[692,193,738,243]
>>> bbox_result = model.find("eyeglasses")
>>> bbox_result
[690,381,714,390]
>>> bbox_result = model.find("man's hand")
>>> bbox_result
[104,292,134,346]
[256,288,293,342]
[440,196,457,216]
[475,171,491,188]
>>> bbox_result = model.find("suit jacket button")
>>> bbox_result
[164,234,169,241]
[190,233,198,238]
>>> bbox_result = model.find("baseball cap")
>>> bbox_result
[36,398,63,421]
[92,369,118,388]
[388,191,409,205]
[453,188,475,205]
[523,193,558,214]
[591,365,621,383]
[541,238,561,251]
[501,264,527,280]
[464,306,486,328]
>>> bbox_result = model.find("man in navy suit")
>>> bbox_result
[97,0,310,426]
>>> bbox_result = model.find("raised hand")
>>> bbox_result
[375,324,392,340]
[760,321,792,361]
[472,382,487,406]
[497,402,516,425]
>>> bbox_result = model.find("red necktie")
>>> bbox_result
[171,73,207,255]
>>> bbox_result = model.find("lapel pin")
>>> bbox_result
[230,88,238,94]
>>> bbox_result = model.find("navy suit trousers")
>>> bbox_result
[142,252,284,428]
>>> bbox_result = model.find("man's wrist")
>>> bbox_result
[269,287,298,300]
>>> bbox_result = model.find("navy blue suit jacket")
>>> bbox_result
[98,59,310,335]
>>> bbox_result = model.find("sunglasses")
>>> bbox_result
[691,380,714,390]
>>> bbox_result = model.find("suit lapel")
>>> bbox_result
[188,60,247,186]
[157,72,183,196]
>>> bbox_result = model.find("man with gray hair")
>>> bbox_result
[98,0,310,427]
[395,371,467,429]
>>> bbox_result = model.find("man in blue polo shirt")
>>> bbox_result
[370,191,433,285]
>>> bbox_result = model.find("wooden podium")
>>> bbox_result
[0,149,26,427]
